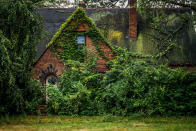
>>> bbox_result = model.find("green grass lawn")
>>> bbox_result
[0,115,195,131]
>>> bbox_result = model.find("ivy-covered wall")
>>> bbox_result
[46,8,115,72]
[37,8,196,64]
[33,8,115,80]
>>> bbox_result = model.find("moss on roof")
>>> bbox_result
[47,7,113,49]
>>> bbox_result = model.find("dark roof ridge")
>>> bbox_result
[38,8,129,10]
[38,7,191,11]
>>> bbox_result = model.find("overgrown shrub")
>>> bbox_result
[46,85,65,114]
[105,59,196,116]
[24,79,44,114]
[46,52,196,116]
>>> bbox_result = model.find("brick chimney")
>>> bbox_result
[129,0,137,39]
[79,1,86,8]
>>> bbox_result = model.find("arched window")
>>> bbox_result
[46,75,57,86]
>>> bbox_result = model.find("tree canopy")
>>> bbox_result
[0,0,43,114]
[29,0,196,10]
[137,0,195,12]
[30,0,128,8]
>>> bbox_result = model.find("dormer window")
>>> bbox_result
[77,36,85,49]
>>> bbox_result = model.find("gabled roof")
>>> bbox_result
[32,8,116,65]
[47,7,112,49]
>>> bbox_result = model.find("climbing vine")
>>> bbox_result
[47,8,113,62]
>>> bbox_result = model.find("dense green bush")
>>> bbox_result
[0,0,43,115]
[24,79,44,114]
[46,51,196,116]
[104,58,196,116]
[46,85,64,114]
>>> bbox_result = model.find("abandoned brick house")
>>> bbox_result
[32,7,116,85]
[32,2,196,85]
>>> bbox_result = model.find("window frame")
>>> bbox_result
[77,35,86,49]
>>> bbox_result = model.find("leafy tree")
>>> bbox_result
[0,0,43,114]
[81,0,129,8]
[137,0,196,11]
[34,0,129,8]
[34,0,196,9]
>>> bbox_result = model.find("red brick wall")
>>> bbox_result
[86,36,115,72]
[32,47,65,80]
[71,21,89,31]
[129,0,138,39]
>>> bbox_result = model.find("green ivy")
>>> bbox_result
[47,8,115,61]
